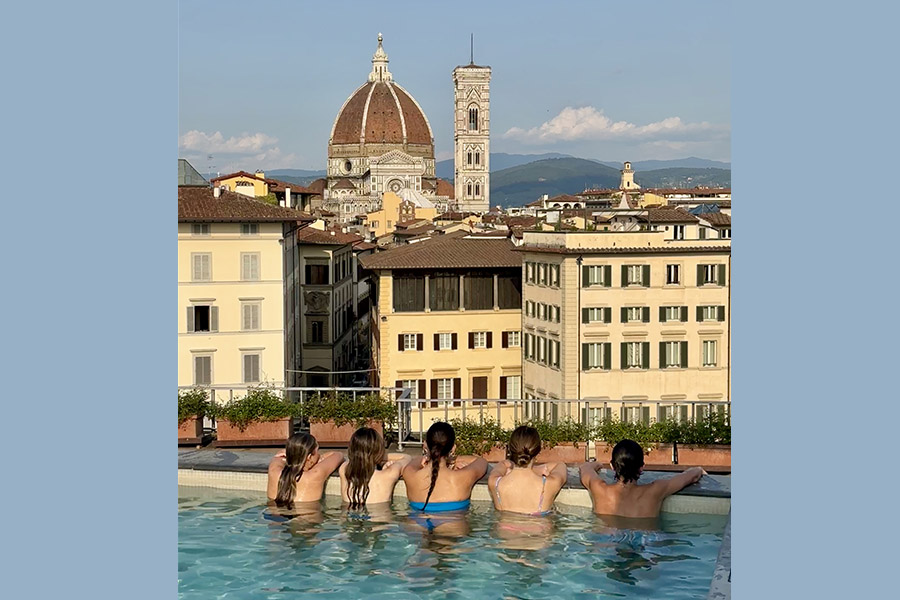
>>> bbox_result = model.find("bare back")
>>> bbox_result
[339,455,409,505]
[580,463,704,519]
[489,462,566,515]
[402,456,487,505]
[267,452,344,503]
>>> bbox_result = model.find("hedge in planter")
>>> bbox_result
[209,387,301,444]
[304,391,397,445]
[450,417,593,463]
[178,388,208,442]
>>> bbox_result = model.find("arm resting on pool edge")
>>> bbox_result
[652,467,707,498]
[579,461,604,490]
[308,452,346,481]
[455,455,489,481]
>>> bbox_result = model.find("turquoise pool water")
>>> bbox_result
[179,486,726,599]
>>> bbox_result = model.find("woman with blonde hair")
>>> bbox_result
[339,426,411,508]
[266,432,344,508]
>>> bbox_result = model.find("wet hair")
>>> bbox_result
[507,425,542,467]
[275,433,319,508]
[345,427,387,509]
[421,421,455,511]
[611,439,644,484]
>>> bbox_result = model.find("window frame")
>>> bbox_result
[242,352,261,384]
[240,252,261,281]
[191,253,212,282]
[240,301,261,331]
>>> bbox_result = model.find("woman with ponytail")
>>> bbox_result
[402,421,487,513]
[339,427,411,508]
[266,432,344,508]
[488,425,567,516]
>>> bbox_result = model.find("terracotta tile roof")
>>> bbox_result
[436,211,477,220]
[578,188,620,196]
[505,215,539,228]
[210,170,267,184]
[546,194,582,204]
[421,179,436,191]
[352,240,377,251]
[178,187,313,222]
[647,187,731,196]
[331,81,433,147]
[395,218,431,229]
[361,234,522,270]
[393,224,435,237]
[296,227,361,245]
[435,178,455,199]
[267,178,314,195]
[699,212,731,227]
[332,178,357,190]
[643,208,700,223]
[307,178,327,194]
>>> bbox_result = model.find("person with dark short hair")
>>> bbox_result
[579,438,706,519]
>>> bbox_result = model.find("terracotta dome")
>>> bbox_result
[328,34,433,154]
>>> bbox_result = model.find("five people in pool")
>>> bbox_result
[267,422,707,519]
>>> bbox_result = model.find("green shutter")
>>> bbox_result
[582,265,590,287]
[642,342,650,369]
[697,264,705,286]
[718,264,726,286]
[681,341,688,368]
[642,306,650,323]
[620,343,627,370]
[604,265,612,287]
[659,342,666,369]
[718,306,726,321]
[603,343,611,370]
[642,265,650,287]
[659,306,666,322]
[582,344,589,370]
[605,307,612,323]
[621,307,628,323]
[582,307,589,323]
[681,306,688,322]
[697,306,703,322]
[621,265,628,287]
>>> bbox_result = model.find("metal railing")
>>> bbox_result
[178,384,728,450]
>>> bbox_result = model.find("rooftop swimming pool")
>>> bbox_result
[179,485,727,599]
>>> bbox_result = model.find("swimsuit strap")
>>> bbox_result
[537,474,547,512]
[494,472,505,508]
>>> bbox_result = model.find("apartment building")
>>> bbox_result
[519,228,730,423]
[283,226,373,388]
[178,185,313,390]
[360,233,523,415]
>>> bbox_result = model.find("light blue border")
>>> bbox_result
[734,0,896,597]
[3,3,174,598]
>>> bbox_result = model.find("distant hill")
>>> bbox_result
[595,157,731,171]
[435,152,572,181]
[490,157,731,207]
[266,169,326,187]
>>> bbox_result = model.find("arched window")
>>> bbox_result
[467,151,473,166]
[475,183,481,197]
[474,151,480,166]
[468,107,479,131]
[467,183,473,197]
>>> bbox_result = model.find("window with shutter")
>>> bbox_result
[242,354,261,383]
[193,355,212,385]
[191,253,211,281]
[241,253,260,281]
[241,302,260,331]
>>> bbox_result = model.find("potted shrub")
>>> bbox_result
[449,417,508,461]
[178,388,208,444]
[304,391,397,446]
[209,387,301,446]
[592,413,731,468]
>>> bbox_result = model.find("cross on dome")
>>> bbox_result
[369,33,392,82]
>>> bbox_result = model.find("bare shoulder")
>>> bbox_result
[268,456,286,473]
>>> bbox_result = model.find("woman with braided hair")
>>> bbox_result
[402,421,487,514]
[266,432,344,508]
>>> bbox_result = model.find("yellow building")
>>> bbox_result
[363,191,438,239]
[178,185,313,391]
[209,170,317,210]
[519,228,730,423]
[361,234,523,425]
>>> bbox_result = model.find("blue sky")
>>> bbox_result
[179,0,730,173]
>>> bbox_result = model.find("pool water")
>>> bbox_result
[179,486,726,599]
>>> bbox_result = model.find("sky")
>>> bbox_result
[178,0,730,174]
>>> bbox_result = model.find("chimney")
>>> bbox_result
[255,169,265,179]
[285,187,291,208]
[213,186,221,198]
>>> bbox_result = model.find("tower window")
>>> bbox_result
[468,107,479,131]
[467,151,472,166]
[467,183,473,197]
[475,152,480,166]
[475,183,480,196]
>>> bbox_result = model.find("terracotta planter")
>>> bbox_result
[477,445,507,462]
[178,417,203,443]
[594,442,731,468]
[215,418,294,446]
[536,443,587,464]
[310,420,383,446]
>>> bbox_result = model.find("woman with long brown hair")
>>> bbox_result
[266,432,344,508]
[339,426,411,508]
[488,425,567,516]
[402,421,487,513]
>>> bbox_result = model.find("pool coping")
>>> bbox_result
[178,448,730,515]
[707,511,732,600]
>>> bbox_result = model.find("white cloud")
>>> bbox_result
[503,107,728,144]
[179,130,279,154]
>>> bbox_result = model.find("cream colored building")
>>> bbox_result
[361,234,523,426]
[362,191,438,239]
[519,229,731,424]
[178,185,313,391]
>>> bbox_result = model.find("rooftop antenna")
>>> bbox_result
[470,33,474,64]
